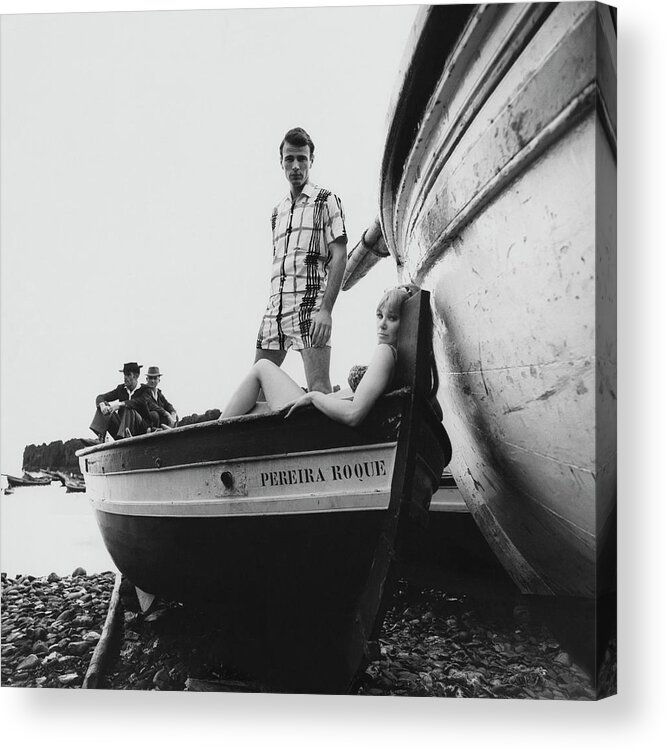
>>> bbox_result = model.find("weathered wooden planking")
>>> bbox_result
[377,3,616,597]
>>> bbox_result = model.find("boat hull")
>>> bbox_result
[379,3,616,598]
[94,507,386,691]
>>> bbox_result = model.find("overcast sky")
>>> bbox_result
[0,4,417,472]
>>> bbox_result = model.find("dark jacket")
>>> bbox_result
[95,384,151,422]
[132,385,177,423]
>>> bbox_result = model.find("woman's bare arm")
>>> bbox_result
[285,344,396,426]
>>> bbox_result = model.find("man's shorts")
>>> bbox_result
[256,298,330,351]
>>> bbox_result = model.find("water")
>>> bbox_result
[0,483,115,576]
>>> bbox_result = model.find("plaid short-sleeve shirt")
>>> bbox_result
[256,182,347,350]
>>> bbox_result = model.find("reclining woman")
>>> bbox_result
[219,285,416,426]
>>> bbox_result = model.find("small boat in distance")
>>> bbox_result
[78,291,451,693]
[4,473,52,487]
[64,476,86,493]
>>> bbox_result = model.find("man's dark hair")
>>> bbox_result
[279,127,315,159]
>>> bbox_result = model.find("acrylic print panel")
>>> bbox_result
[0,1,615,700]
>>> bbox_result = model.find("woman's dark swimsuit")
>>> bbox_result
[347,344,398,392]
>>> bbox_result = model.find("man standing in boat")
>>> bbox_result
[255,127,347,394]
[89,362,152,440]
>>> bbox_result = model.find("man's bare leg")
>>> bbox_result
[254,349,287,366]
[301,346,332,394]
[253,349,287,402]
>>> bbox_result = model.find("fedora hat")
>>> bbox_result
[119,362,142,375]
[146,366,162,378]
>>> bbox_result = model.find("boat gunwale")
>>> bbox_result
[76,387,415,459]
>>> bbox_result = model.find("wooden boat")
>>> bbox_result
[4,473,52,487]
[64,477,86,493]
[77,291,451,693]
[40,469,65,482]
[53,471,69,486]
[344,3,616,601]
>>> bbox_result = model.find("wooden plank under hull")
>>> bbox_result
[376,3,616,598]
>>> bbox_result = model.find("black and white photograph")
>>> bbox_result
[0,0,654,743]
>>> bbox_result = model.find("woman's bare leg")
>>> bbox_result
[221,360,305,418]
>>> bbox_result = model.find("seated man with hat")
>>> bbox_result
[133,366,178,431]
[89,362,152,440]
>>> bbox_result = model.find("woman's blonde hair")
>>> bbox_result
[376,283,419,317]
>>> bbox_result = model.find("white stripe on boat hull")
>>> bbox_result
[87,443,397,518]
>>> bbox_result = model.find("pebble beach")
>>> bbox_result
[1,570,114,689]
[1,570,610,698]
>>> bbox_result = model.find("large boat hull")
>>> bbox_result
[376,3,616,599]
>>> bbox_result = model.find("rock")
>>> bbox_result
[64,589,85,600]
[153,667,170,688]
[16,654,40,671]
[553,651,573,667]
[55,609,76,623]
[72,567,87,577]
[68,641,91,656]
[58,673,81,686]
[144,607,168,623]
[57,655,79,668]
[32,641,49,655]
[47,572,61,582]
[70,615,94,628]
[124,611,139,626]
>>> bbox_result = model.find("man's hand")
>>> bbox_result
[310,309,332,347]
[164,413,177,428]
[99,402,110,416]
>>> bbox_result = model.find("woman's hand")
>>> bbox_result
[284,391,316,418]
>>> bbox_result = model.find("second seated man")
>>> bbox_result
[134,366,178,431]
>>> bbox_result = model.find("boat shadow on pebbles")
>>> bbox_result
[357,582,598,699]
[102,582,264,692]
[101,578,599,698]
